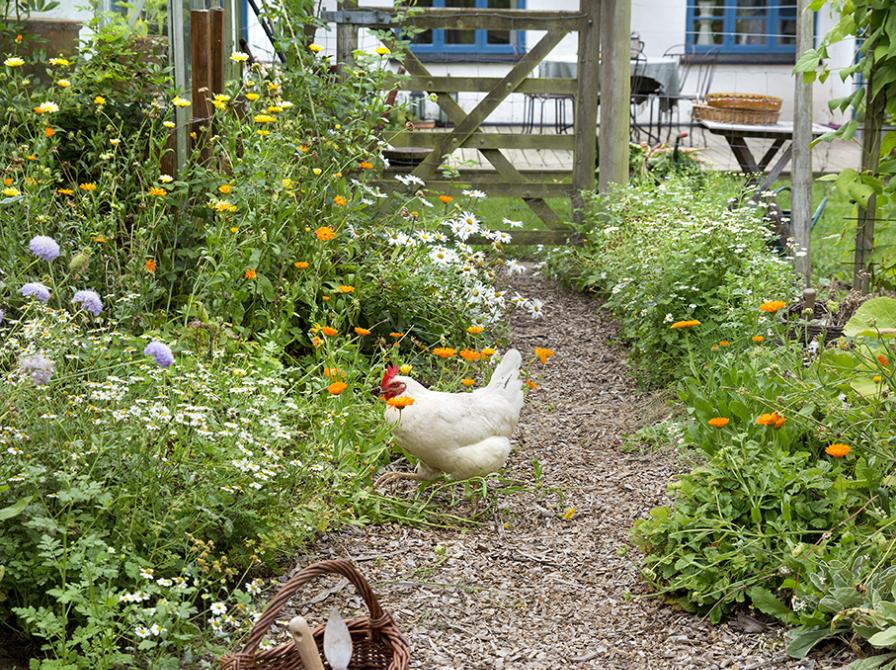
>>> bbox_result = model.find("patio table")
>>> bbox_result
[698,119,830,193]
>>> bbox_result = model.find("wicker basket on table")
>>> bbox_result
[693,93,783,125]
[219,560,410,670]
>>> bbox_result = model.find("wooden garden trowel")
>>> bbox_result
[323,607,353,670]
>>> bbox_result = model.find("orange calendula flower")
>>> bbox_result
[460,349,481,362]
[358,161,374,170]
[437,194,453,204]
[333,195,347,207]
[327,381,347,395]
[480,347,496,358]
[718,340,730,347]
[752,335,765,344]
[79,182,97,192]
[316,226,335,241]
[321,326,338,337]
[389,332,404,339]
[386,396,414,409]
[534,347,555,364]
[432,347,456,359]
[825,443,850,458]
[244,268,257,280]
[526,379,538,390]
[294,261,309,269]
[671,319,701,329]
[336,285,355,293]
[148,186,167,197]
[44,126,55,138]
[467,325,485,334]
[461,378,475,387]
[878,354,889,368]
[323,367,344,378]
[708,417,730,428]
[145,259,156,273]
[756,412,786,428]
[759,300,787,313]
[354,327,371,336]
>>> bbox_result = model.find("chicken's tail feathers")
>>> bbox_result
[486,348,524,408]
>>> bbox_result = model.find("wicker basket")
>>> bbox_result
[220,560,410,670]
[705,92,783,112]
[692,103,780,125]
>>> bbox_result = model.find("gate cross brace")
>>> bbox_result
[402,32,570,228]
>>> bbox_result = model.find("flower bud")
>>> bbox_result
[68,250,90,274]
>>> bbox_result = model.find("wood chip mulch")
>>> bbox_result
[283,273,853,670]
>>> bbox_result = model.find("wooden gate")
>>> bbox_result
[324,0,608,245]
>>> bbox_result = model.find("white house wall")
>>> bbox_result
[248,0,857,127]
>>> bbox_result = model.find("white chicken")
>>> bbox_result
[376,348,524,486]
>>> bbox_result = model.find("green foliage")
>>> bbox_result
[546,174,796,383]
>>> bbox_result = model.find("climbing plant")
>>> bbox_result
[795,0,896,291]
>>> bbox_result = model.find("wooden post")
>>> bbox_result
[792,0,813,285]
[210,7,225,96]
[571,0,601,222]
[855,61,884,293]
[167,0,188,174]
[191,9,212,161]
[598,0,630,192]
[336,0,358,72]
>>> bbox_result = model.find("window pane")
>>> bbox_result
[736,17,768,45]
[691,0,724,46]
[408,0,432,44]
[736,0,768,17]
[779,4,797,44]
[444,28,476,43]
[487,30,510,44]
[444,0,475,6]
[487,0,510,7]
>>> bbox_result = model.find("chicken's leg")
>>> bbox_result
[374,470,427,488]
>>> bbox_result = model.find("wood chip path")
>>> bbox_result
[286,273,852,669]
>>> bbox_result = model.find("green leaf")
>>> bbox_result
[869,626,896,649]
[787,626,837,659]
[793,48,821,74]
[847,653,896,670]
[749,586,799,625]
[848,181,875,208]
[844,297,896,337]
[0,496,32,522]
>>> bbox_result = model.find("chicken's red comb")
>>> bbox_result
[381,365,399,390]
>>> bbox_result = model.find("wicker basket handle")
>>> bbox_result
[239,559,390,655]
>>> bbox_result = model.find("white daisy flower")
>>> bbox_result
[135,627,151,639]
[462,189,486,199]
[502,217,524,228]
[211,602,227,616]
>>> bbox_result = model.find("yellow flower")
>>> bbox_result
[218,184,233,194]
[759,300,787,313]
[399,364,412,375]
[91,235,108,243]
[213,200,237,213]
[4,56,24,67]
[562,507,576,521]
[245,92,260,101]
[671,319,701,329]
[756,412,786,429]
[315,226,335,241]
[298,144,309,153]
[752,335,765,344]
[358,161,374,170]
[321,326,338,337]
[390,332,404,339]
[267,105,283,114]
[257,129,270,137]
[2,187,20,197]
[230,226,239,233]
[534,347,554,364]
[825,443,850,458]
[244,268,256,280]
[229,51,250,62]
[282,178,294,189]
[354,327,370,336]
[94,95,106,105]
[163,121,175,129]
[56,187,74,195]
[2,178,10,186]
[172,96,190,108]
[373,46,391,56]
[526,379,537,390]
[337,285,355,293]
[333,195,347,206]
[460,349,481,362]
[461,378,475,387]
[312,168,322,176]
[56,79,71,88]
[872,375,883,383]
[708,417,730,428]
[48,57,71,67]
[308,43,323,53]
[467,325,485,334]
[386,396,414,409]
[294,261,309,269]
[148,186,167,197]
[79,182,97,192]
[718,340,730,347]
[327,381,347,395]
[480,347,496,357]
[432,347,456,359]
[437,194,453,204]
[44,126,55,138]
[253,114,277,124]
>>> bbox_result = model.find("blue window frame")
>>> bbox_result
[685,0,797,55]
[409,0,525,57]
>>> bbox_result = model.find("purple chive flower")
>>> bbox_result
[20,282,51,302]
[72,289,103,316]
[19,353,55,386]
[29,235,61,262]
[144,340,174,368]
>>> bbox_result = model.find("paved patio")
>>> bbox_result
[440,124,861,175]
